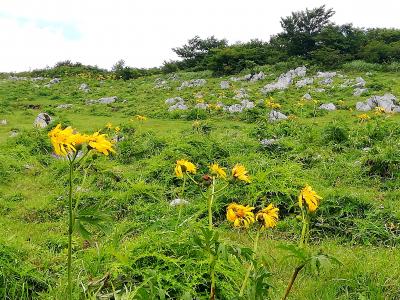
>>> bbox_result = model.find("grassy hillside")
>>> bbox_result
[0,65,399,299]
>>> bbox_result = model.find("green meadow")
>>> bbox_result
[0,64,400,299]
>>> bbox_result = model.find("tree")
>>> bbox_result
[278,5,335,56]
[172,36,228,69]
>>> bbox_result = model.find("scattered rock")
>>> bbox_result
[356,93,398,112]
[260,139,278,146]
[178,79,206,89]
[353,77,366,88]
[195,103,208,110]
[169,198,189,207]
[165,97,185,105]
[233,88,249,100]
[224,100,255,113]
[315,88,325,93]
[167,73,180,81]
[220,81,230,89]
[79,83,90,92]
[249,72,265,82]
[268,110,288,122]
[9,130,19,137]
[296,77,313,88]
[31,77,44,81]
[319,103,336,111]
[9,76,27,81]
[261,66,306,94]
[154,78,168,89]
[33,113,52,128]
[87,96,118,105]
[303,93,312,100]
[50,78,60,84]
[319,78,333,85]
[57,104,73,109]
[353,88,368,96]
[0,119,7,125]
[316,71,336,79]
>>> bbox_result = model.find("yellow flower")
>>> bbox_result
[375,106,385,114]
[256,204,279,229]
[87,132,115,155]
[358,114,370,122]
[175,159,196,178]
[135,115,147,121]
[265,100,281,109]
[114,126,121,133]
[192,120,201,128]
[209,163,227,179]
[232,164,250,183]
[106,122,113,129]
[226,203,255,229]
[298,185,322,213]
[48,124,87,156]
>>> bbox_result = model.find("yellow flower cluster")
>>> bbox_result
[357,114,370,122]
[298,185,322,213]
[48,124,115,157]
[265,99,281,109]
[135,115,147,121]
[374,106,386,114]
[226,203,279,229]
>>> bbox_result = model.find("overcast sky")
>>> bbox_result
[1,0,399,72]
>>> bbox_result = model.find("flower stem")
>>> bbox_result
[299,208,308,247]
[208,177,216,229]
[239,230,260,297]
[67,160,74,300]
[281,264,305,300]
[208,176,216,299]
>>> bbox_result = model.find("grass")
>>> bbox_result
[0,66,400,299]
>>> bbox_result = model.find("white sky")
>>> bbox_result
[1,0,399,72]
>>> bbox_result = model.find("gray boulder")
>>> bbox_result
[260,139,278,146]
[178,79,206,89]
[34,113,52,128]
[169,198,189,207]
[319,78,333,85]
[220,81,230,89]
[57,104,73,109]
[296,77,313,88]
[261,66,306,94]
[269,110,288,122]
[356,102,372,111]
[168,102,188,111]
[353,88,368,96]
[357,93,398,112]
[233,88,249,100]
[79,83,90,92]
[303,93,312,100]
[319,103,336,111]
[353,77,366,88]
[165,97,184,105]
[49,78,60,84]
[316,71,336,79]
[0,119,7,125]
[98,96,117,104]
[250,71,265,82]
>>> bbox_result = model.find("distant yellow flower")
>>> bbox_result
[175,159,196,178]
[226,203,255,228]
[135,115,147,121]
[298,185,322,213]
[192,120,201,128]
[106,122,113,129]
[287,115,298,120]
[338,100,345,105]
[209,163,226,179]
[265,100,281,109]
[114,126,121,133]
[48,124,87,156]
[232,164,250,183]
[87,132,115,155]
[375,106,385,114]
[358,114,370,122]
[256,204,279,229]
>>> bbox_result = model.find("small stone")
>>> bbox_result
[0,119,7,125]
[353,88,368,96]
[220,81,230,89]
[319,103,336,111]
[49,78,60,84]
[260,139,278,146]
[57,104,73,109]
[33,113,52,128]
[303,93,312,100]
[169,198,189,207]
[269,110,288,122]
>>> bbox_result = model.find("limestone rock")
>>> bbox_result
[268,110,288,122]
[34,113,52,128]
[319,103,336,111]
